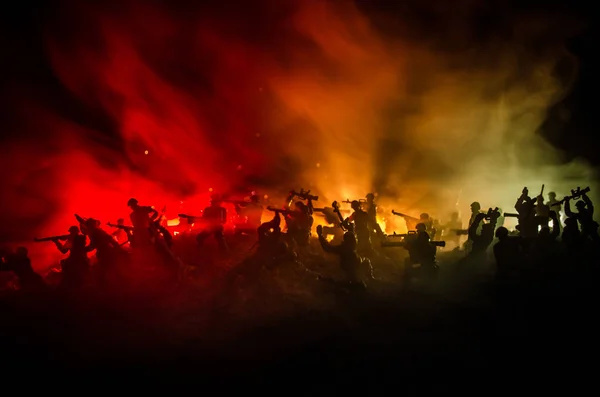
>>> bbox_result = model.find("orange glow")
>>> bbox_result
[166,218,180,227]
[1,1,595,270]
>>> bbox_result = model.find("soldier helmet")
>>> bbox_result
[565,217,578,227]
[420,213,430,220]
[85,218,98,228]
[548,191,556,198]
[127,198,138,206]
[366,193,375,199]
[250,194,260,202]
[343,231,357,247]
[117,218,125,224]
[495,226,509,239]
[351,200,360,210]
[416,223,427,232]
[68,226,79,233]
[470,202,481,210]
[575,200,587,209]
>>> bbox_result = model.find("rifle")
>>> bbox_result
[290,188,319,201]
[266,206,295,215]
[34,234,70,242]
[382,240,446,248]
[341,199,366,205]
[74,213,87,225]
[391,210,419,221]
[178,213,203,223]
[332,201,350,231]
[386,231,417,238]
[106,223,134,231]
[504,213,519,218]
[552,186,591,207]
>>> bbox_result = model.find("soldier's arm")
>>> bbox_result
[85,240,96,252]
[582,193,594,215]
[54,240,68,254]
[148,207,159,221]
[318,234,340,254]
[564,199,574,217]
[307,199,314,215]
[549,211,561,238]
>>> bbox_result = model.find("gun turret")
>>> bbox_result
[391,210,419,221]
[290,189,318,201]
[34,234,70,243]
[552,186,591,206]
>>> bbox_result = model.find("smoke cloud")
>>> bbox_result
[1,0,596,266]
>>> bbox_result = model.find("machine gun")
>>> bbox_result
[290,188,319,201]
[391,210,419,221]
[552,186,591,207]
[483,207,501,220]
[106,223,134,232]
[503,213,520,218]
[34,234,70,242]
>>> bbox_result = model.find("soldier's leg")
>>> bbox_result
[196,230,210,245]
[214,227,229,252]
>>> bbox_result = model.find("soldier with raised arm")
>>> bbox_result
[316,224,372,289]
[347,200,373,256]
[564,191,599,242]
[127,198,159,247]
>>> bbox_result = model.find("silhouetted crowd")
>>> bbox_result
[1,185,597,295]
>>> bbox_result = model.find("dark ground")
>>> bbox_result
[0,244,595,391]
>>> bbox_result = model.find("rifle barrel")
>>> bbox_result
[34,234,70,242]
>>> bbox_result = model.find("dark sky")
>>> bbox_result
[0,0,598,163]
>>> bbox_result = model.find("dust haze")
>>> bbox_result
[0,0,596,265]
